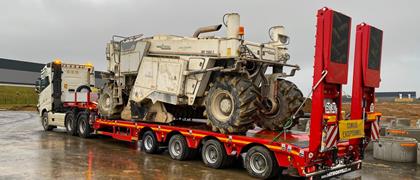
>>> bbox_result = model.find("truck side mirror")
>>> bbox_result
[35,79,41,93]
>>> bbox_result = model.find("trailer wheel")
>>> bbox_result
[41,111,54,131]
[77,112,92,138]
[141,131,161,154]
[168,134,195,161]
[244,146,279,179]
[65,112,78,136]
[202,139,232,169]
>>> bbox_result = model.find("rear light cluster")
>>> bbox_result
[324,101,337,114]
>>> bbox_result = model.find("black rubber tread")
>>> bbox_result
[201,139,233,169]
[65,111,78,136]
[141,131,161,154]
[76,85,91,92]
[98,83,122,119]
[77,112,92,138]
[256,79,304,131]
[168,134,194,161]
[41,111,54,131]
[244,146,280,179]
[205,76,257,134]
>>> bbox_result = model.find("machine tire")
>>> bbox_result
[141,131,161,154]
[41,111,54,131]
[201,139,233,169]
[65,111,78,136]
[77,112,92,138]
[256,79,304,130]
[244,146,279,179]
[168,134,194,161]
[98,83,122,119]
[205,76,257,134]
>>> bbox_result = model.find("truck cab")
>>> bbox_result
[35,59,96,132]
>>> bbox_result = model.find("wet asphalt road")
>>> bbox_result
[0,111,419,180]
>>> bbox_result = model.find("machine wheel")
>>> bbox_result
[65,111,78,136]
[201,139,233,169]
[141,131,161,154]
[244,146,279,179]
[41,111,54,131]
[98,83,122,119]
[205,76,257,134]
[168,134,195,161]
[77,112,92,138]
[256,79,304,130]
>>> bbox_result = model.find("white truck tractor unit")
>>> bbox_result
[36,60,97,137]
[98,13,305,133]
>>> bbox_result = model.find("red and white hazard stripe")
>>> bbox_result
[325,125,338,149]
[371,121,380,141]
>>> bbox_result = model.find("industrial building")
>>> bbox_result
[376,91,417,102]
[0,58,105,87]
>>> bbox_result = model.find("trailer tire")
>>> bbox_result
[41,111,54,131]
[168,134,194,161]
[244,146,279,179]
[141,131,161,154]
[201,139,233,169]
[77,112,92,138]
[65,111,78,136]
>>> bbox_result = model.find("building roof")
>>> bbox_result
[0,58,45,72]
[376,91,416,98]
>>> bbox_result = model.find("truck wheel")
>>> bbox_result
[76,85,91,92]
[201,139,232,169]
[65,112,78,136]
[205,76,257,134]
[98,83,122,119]
[255,79,304,130]
[244,146,279,179]
[77,112,92,138]
[41,112,54,131]
[168,134,194,161]
[141,131,161,154]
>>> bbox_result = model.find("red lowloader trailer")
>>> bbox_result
[44,7,384,179]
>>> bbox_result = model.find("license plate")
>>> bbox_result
[339,120,364,140]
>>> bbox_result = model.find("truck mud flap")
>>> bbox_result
[305,160,361,180]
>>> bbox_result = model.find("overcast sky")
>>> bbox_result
[0,0,418,95]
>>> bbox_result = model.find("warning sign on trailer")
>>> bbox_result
[339,120,365,140]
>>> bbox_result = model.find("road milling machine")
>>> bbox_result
[99,13,305,133]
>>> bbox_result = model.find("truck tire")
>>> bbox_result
[77,112,92,138]
[244,146,279,179]
[65,111,78,136]
[141,131,161,154]
[76,85,91,92]
[255,79,304,130]
[168,134,195,161]
[98,83,122,119]
[41,111,54,131]
[205,76,257,134]
[201,139,233,169]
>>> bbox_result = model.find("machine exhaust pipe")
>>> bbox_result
[192,24,222,38]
